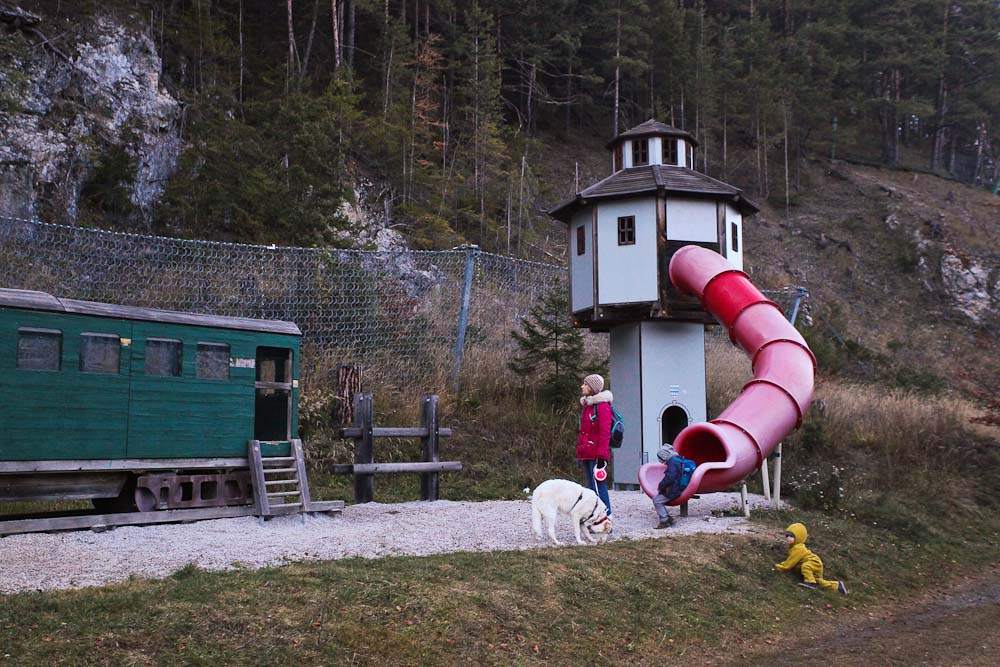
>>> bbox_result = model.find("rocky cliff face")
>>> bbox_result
[883,190,999,325]
[0,6,181,226]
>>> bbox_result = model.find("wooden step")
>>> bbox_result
[262,457,296,464]
[249,439,327,519]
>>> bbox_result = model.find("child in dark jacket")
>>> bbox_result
[652,443,684,529]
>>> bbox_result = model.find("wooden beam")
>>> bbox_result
[353,393,374,503]
[0,505,263,537]
[338,427,453,438]
[247,440,270,516]
[0,458,250,474]
[420,394,440,501]
[656,192,667,314]
[331,462,463,474]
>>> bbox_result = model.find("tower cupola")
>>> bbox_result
[607,119,699,171]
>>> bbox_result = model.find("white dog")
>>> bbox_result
[531,479,613,545]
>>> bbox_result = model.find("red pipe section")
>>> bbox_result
[638,245,815,504]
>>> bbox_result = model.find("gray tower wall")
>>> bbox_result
[596,197,658,305]
[610,320,707,488]
[609,323,642,485]
[570,208,594,312]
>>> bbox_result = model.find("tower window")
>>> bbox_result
[663,139,678,165]
[687,144,694,169]
[731,222,739,252]
[576,225,586,255]
[632,139,649,166]
[618,216,636,245]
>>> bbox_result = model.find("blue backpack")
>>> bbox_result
[588,404,625,448]
[609,406,625,448]
[677,456,697,491]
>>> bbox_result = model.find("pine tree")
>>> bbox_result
[509,288,588,407]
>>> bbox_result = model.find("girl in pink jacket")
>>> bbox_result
[577,373,613,516]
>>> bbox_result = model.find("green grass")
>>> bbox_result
[1,504,996,666]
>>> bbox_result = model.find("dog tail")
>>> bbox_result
[531,502,543,539]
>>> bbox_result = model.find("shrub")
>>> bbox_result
[784,465,844,512]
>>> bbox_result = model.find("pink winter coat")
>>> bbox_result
[576,390,613,461]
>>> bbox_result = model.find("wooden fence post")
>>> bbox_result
[332,364,363,427]
[419,394,440,501]
[353,392,374,503]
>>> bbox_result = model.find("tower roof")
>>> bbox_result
[548,165,759,222]
[606,119,698,149]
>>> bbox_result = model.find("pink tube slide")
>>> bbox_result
[638,245,815,504]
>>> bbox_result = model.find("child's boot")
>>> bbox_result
[655,516,674,529]
[798,582,818,590]
[837,581,848,596]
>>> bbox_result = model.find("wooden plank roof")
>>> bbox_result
[606,119,698,148]
[549,165,758,221]
[0,288,302,335]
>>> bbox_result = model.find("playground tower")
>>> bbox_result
[549,119,758,488]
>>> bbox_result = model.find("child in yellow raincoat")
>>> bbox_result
[775,522,847,595]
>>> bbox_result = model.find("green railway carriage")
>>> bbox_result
[0,288,302,511]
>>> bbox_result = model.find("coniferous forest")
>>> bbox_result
[20,1,1000,256]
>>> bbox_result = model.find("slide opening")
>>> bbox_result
[676,425,727,466]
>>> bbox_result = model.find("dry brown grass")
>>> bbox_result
[808,381,997,487]
[704,330,999,499]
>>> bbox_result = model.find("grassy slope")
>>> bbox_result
[1,507,997,666]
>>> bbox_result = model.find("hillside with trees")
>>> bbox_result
[5,1,998,254]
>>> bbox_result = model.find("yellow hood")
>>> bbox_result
[785,522,808,546]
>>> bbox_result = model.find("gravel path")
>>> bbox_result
[0,490,777,594]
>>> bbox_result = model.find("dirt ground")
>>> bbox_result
[715,568,1000,667]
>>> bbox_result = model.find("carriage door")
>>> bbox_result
[254,346,292,442]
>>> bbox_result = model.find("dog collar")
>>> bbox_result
[592,516,609,526]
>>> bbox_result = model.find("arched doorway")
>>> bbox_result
[660,404,690,447]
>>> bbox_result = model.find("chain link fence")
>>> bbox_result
[0,215,808,389]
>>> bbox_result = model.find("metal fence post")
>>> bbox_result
[788,287,806,325]
[451,245,478,388]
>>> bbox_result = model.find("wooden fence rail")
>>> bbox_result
[335,393,461,503]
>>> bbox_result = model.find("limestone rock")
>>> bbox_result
[0,11,182,226]
[939,252,998,323]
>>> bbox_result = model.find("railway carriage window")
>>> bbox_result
[256,348,289,384]
[197,342,230,379]
[80,333,121,373]
[16,328,62,371]
[145,338,182,377]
